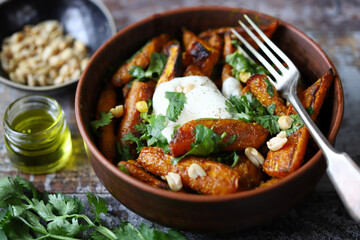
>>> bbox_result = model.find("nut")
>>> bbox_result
[239,72,251,83]
[183,83,195,94]
[278,116,294,130]
[0,20,89,86]
[267,131,288,151]
[135,101,148,113]
[175,85,183,93]
[245,147,264,168]
[110,105,124,118]
[188,163,206,180]
[165,172,183,191]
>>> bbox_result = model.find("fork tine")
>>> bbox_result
[244,14,296,70]
[238,20,288,75]
[230,28,282,84]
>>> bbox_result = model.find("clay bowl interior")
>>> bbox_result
[0,0,116,91]
[75,6,344,232]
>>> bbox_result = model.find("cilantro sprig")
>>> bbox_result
[0,176,186,240]
[172,124,236,164]
[129,52,167,81]
[226,92,303,136]
[225,51,268,81]
[90,111,113,133]
[165,91,187,122]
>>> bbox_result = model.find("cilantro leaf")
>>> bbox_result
[139,114,169,151]
[306,106,315,116]
[48,193,84,216]
[225,51,269,81]
[172,124,236,164]
[121,132,145,153]
[91,111,113,132]
[165,91,187,122]
[226,93,280,135]
[285,114,304,136]
[129,52,167,81]
[86,192,108,224]
[263,78,275,98]
[117,142,133,161]
[47,218,86,237]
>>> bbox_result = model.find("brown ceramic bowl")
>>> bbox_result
[75,6,344,232]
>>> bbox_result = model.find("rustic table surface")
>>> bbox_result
[1,0,360,239]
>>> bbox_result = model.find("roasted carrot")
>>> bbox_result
[232,153,264,190]
[199,21,279,50]
[111,34,170,87]
[118,80,156,156]
[138,147,239,195]
[183,64,204,76]
[247,74,287,116]
[170,119,269,157]
[221,32,236,83]
[95,83,117,163]
[263,69,334,178]
[182,29,220,77]
[157,43,183,86]
[118,160,169,189]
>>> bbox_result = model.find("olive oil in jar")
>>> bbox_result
[3,95,72,174]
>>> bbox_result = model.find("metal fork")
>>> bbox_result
[231,15,360,223]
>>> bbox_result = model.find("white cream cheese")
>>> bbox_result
[222,76,242,99]
[152,76,231,142]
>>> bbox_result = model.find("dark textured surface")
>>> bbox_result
[0,0,360,238]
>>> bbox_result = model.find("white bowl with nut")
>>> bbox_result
[0,0,116,91]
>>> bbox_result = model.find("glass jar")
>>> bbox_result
[3,95,72,174]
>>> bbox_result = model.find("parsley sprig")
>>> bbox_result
[0,176,186,240]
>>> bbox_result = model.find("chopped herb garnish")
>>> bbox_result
[306,106,315,116]
[121,132,145,153]
[129,52,167,81]
[284,114,304,136]
[165,91,187,122]
[116,142,133,161]
[263,78,275,98]
[225,51,269,81]
[90,111,113,132]
[172,124,236,164]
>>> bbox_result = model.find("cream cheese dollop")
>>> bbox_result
[152,76,231,142]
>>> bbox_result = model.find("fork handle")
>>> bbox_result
[288,93,360,222]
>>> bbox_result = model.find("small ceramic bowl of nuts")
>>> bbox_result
[0,0,116,91]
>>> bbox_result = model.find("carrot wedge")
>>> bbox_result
[263,69,334,178]
[232,153,264,190]
[117,160,169,189]
[199,21,279,50]
[182,29,220,77]
[157,43,182,86]
[111,34,170,87]
[247,74,287,116]
[118,80,155,156]
[169,119,269,157]
[95,83,117,163]
[221,32,236,82]
[138,147,239,195]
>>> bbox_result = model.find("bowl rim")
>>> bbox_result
[0,0,117,92]
[75,5,344,203]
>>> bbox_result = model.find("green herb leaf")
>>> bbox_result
[118,164,130,175]
[225,51,269,81]
[139,114,169,151]
[117,142,133,161]
[306,106,315,116]
[129,52,167,81]
[165,91,187,122]
[172,124,236,164]
[86,192,108,224]
[47,218,86,237]
[263,78,275,98]
[91,111,114,132]
[121,132,145,153]
[285,114,304,136]
[48,193,84,216]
